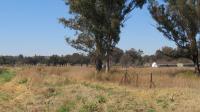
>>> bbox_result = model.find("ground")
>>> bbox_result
[0,66,200,112]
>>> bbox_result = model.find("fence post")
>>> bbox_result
[150,72,155,88]
[136,73,139,87]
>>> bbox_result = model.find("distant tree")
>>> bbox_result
[157,46,191,60]
[155,46,174,61]
[48,55,60,66]
[142,55,156,64]
[149,0,200,73]
[0,54,90,67]
[120,53,132,68]
[16,54,24,65]
[111,47,124,64]
[125,48,143,65]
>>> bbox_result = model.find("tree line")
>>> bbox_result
[0,54,89,66]
[0,47,193,67]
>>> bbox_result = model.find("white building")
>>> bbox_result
[152,62,158,68]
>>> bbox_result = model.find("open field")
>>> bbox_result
[1,66,200,112]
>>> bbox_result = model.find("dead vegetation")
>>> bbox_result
[0,66,200,112]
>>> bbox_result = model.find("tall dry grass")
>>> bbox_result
[11,66,200,89]
[1,66,200,112]
[82,67,200,89]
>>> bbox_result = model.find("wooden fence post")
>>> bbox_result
[150,73,156,88]
[136,73,139,87]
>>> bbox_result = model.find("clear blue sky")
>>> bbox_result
[0,0,174,56]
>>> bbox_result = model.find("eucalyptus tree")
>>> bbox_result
[149,0,200,73]
[60,0,146,72]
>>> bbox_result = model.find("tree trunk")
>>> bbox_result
[195,56,200,74]
[106,56,110,73]
[196,47,200,74]
[95,57,102,72]
[196,58,200,74]
[192,54,200,74]
[190,36,200,74]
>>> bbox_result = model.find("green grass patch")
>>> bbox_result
[0,70,15,84]
[148,108,156,112]
[156,98,169,109]
[57,101,76,112]
[0,92,10,101]
[58,106,68,112]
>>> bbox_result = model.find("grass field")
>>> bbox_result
[0,66,200,112]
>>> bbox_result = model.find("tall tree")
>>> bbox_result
[149,0,200,73]
[60,0,146,72]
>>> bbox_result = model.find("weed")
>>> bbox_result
[156,98,169,109]
[58,101,76,112]
[58,106,68,112]
[18,78,28,84]
[96,95,107,104]
[44,88,58,98]
[79,102,99,112]
[76,95,82,101]
[148,108,156,112]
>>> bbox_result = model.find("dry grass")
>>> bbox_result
[87,67,200,89]
[0,66,200,112]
